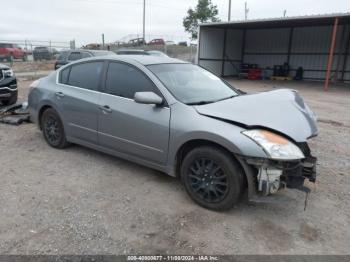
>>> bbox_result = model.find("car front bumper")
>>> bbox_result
[240,142,317,198]
[0,77,17,100]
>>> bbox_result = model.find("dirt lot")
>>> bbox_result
[2,61,55,73]
[0,78,349,255]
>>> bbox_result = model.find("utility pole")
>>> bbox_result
[102,33,105,50]
[283,10,287,17]
[228,0,231,21]
[143,0,146,44]
[244,2,249,20]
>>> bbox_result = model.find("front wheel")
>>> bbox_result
[41,108,70,149]
[181,146,244,211]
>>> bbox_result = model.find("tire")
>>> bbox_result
[1,92,17,106]
[41,108,70,149]
[180,146,244,211]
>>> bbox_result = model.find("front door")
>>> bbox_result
[98,62,170,164]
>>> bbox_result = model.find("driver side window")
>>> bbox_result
[105,62,160,99]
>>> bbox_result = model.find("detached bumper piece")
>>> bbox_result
[0,102,30,125]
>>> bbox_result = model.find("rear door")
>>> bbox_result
[98,61,170,164]
[57,61,104,144]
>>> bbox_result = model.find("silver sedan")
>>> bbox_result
[28,55,318,210]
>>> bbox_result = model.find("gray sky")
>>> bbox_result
[2,0,350,46]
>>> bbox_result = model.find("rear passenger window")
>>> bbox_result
[82,52,92,58]
[60,67,70,84]
[67,62,103,91]
[106,62,158,99]
[68,52,82,61]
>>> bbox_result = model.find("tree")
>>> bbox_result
[183,0,220,40]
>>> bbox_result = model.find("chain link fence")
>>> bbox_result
[0,39,73,79]
[0,38,197,80]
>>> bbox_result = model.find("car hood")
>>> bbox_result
[0,64,10,70]
[194,89,318,142]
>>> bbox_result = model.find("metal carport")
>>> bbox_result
[197,13,350,90]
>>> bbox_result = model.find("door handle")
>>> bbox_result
[99,105,112,113]
[55,92,65,98]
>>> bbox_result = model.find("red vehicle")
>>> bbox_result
[148,38,165,46]
[0,43,27,62]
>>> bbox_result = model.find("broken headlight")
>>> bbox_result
[3,69,14,77]
[242,129,305,160]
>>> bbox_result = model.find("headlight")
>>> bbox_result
[3,69,14,77]
[242,129,304,160]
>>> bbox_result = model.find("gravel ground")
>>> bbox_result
[2,61,55,73]
[0,78,349,255]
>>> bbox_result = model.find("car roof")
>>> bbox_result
[80,55,187,66]
[113,55,187,65]
[117,49,146,52]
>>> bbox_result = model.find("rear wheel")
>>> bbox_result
[41,108,69,149]
[180,146,244,211]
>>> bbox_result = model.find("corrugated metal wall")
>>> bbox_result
[198,27,225,75]
[198,23,350,82]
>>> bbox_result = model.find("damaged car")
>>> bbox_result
[28,56,318,210]
[0,64,17,106]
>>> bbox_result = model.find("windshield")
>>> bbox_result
[148,64,238,104]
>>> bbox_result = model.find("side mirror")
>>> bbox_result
[134,92,163,106]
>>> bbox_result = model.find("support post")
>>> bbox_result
[221,28,228,77]
[143,0,146,43]
[228,0,231,21]
[325,18,339,91]
[286,27,294,65]
[241,29,246,63]
[341,25,350,81]
[334,24,346,84]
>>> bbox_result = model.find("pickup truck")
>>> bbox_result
[0,43,27,62]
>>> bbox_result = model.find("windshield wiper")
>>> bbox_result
[214,95,237,103]
[187,100,216,106]
[187,95,237,106]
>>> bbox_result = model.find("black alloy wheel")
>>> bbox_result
[187,158,229,203]
[41,108,69,149]
[181,146,244,211]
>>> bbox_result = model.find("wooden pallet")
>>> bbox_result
[270,76,293,81]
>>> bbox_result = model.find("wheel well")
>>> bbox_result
[38,105,52,129]
[175,139,245,178]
